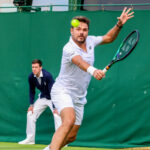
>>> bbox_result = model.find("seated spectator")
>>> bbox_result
[0,0,17,12]
[13,0,33,12]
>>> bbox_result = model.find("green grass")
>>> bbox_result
[0,142,116,150]
[1,142,150,150]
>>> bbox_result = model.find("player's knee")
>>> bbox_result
[63,117,75,129]
[64,119,75,128]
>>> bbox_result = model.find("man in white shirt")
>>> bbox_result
[43,7,134,150]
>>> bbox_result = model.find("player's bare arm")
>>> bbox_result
[72,55,105,80]
[72,55,90,72]
[101,7,134,45]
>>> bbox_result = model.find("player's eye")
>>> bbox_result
[83,28,88,32]
[76,27,81,31]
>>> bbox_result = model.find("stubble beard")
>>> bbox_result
[76,36,86,44]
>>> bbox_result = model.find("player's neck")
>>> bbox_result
[79,44,87,52]
[74,40,87,52]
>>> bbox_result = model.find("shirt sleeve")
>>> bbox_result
[63,47,79,62]
[47,72,55,94]
[91,36,103,47]
[28,76,35,105]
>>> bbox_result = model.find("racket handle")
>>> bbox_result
[103,68,108,74]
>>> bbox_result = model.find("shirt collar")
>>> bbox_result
[69,36,83,50]
[34,70,43,78]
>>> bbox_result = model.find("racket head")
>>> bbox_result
[113,30,140,62]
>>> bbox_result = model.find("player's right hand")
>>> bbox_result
[28,106,34,113]
[93,70,105,80]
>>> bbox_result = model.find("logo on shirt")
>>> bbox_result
[44,82,46,86]
[89,46,92,50]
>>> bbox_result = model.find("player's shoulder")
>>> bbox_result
[87,35,97,41]
[63,42,72,51]
[63,42,75,56]
[87,35,103,46]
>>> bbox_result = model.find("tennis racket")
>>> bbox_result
[103,30,140,74]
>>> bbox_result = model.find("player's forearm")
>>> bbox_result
[72,55,90,72]
[104,23,122,43]
[104,7,134,44]
[78,61,90,72]
[72,55,103,78]
[75,60,97,76]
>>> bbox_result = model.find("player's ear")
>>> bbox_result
[70,27,73,36]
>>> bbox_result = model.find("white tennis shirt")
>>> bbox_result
[54,36,103,98]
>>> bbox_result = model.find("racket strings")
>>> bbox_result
[115,31,138,60]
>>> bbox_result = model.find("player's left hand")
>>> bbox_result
[117,7,134,26]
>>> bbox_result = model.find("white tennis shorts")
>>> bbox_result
[51,85,87,125]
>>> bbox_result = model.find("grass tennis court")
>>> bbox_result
[0,2,149,150]
[1,142,150,150]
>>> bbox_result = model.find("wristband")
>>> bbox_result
[30,104,34,107]
[116,23,123,29]
[87,66,97,76]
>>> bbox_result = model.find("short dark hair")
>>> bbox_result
[71,16,90,29]
[32,59,42,67]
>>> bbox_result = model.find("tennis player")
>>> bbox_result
[43,7,134,150]
[19,59,61,145]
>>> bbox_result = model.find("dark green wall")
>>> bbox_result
[0,10,149,148]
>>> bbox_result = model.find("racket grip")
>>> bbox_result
[103,68,108,74]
